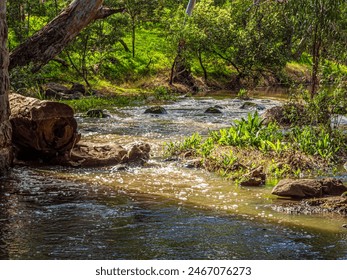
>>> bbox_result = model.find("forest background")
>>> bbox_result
[7,0,347,96]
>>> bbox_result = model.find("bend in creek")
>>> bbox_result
[1,95,347,259]
[55,96,347,232]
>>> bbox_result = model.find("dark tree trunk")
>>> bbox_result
[132,19,136,58]
[9,93,80,160]
[198,50,208,82]
[311,23,321,98]
[119,39,130,52]
[9,0,124,71]
[0,1,13,173]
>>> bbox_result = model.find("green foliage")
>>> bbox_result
[288,82,347,127]
[289,126,341,160]
[9,64,43,94]
[167,111,345,162]
[268,160,291,178]
[218,150,238,169]
[210,112,285,153]
[6,0,347,89]
[237,88,250,100]
[153,86,176,101]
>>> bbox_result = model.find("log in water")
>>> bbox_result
[9,93,80,159]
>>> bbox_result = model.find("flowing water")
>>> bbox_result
[1,93,347,260]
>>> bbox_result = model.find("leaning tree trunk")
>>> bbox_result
[0,2,13,172]
[9,0,123,71]
[9,93,80,160]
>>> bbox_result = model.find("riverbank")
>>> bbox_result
[8,88,347,227]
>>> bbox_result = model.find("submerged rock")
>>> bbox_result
[204,106,223,114]
[240,102,265,110]
[144,106,167,114]
[272,178,347,198]
[86,109,109,118]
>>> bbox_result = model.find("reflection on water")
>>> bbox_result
[1,94,347,259]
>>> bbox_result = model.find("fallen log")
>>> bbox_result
[9,93,80,159]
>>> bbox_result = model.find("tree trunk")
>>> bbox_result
[198,50,208,82]
[9,93,80,160]
[9,0,123,71]
[0,2,13,173]
[132,18,136,58]
[311,23,321,98]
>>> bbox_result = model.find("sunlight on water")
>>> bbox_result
[49,161,347,233]
[1,94,347,259]
[58,95,347,233]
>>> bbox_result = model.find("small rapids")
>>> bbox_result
[1,94,347,259]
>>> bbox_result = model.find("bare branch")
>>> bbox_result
[94,6,126,20]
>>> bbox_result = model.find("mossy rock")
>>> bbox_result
[86,109,108,118]
[204,106,223,114]
[240,102,265,110]
[144,106,167,114]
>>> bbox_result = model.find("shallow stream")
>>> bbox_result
[1,92,347,259]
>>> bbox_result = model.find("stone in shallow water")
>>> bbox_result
[240,102,265,110]
[86,109,108,118]
[204,106,223,114]
[144,106,167,114]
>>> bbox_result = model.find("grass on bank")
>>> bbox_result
[60,85,178,112]
[165,112,347,180]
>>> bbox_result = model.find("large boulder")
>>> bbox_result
[272,178,347,198]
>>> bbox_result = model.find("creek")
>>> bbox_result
[1,91,347,259]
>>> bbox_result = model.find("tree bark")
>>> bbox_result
[9,93,80,160]
[0,1,13,173]
[9,0,123,71]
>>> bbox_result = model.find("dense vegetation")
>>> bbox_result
[7,0,347,94]
[165,109,347,179]
[6,0,347,178]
